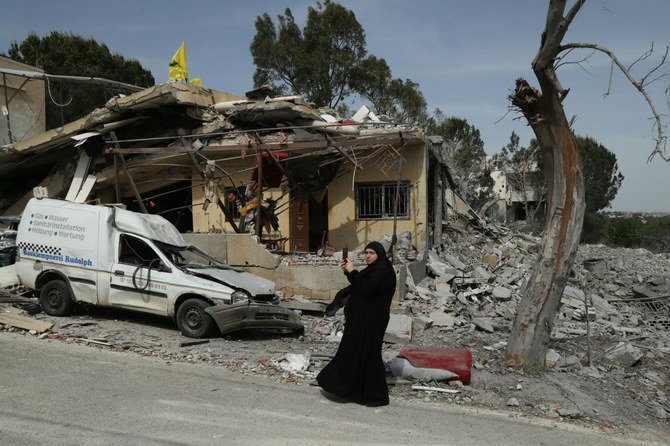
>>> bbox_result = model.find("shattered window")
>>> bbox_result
[355,183,409,220]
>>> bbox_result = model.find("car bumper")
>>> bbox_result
[205,302,304,335]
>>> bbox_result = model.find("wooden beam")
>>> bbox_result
[0,312,53,332]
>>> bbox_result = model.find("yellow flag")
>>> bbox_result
[189,77,203,87]
[168,41,187,81]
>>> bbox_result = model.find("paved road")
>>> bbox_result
[0,333,666,446]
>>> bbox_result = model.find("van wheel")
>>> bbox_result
[176,298,214,338]
[40,280,74,316]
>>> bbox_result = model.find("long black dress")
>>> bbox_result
[317,241,396,406]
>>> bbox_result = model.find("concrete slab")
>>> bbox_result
[0,264,19,288]
[384,314,413,344]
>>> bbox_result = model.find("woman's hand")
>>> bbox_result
[340,258,354,273]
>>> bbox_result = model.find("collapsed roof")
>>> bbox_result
[0,82,424,220]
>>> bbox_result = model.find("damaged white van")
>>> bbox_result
[14,197,303,338]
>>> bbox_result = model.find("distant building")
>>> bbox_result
[488,157,544,224]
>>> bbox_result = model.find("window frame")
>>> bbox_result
[354,181,411,221]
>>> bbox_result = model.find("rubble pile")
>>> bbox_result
[388,226,669,430]
[0,224,668,435]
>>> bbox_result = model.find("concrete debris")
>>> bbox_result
[412,315,433,331]
[472,318,494,333]
[383,314,413,344]
[0,264,19,288]
[579,367,603,379]
[428,310,456,328]
[545,349,561,368]
[583,258,607,274]
[491,286,512,301]
[654,406,669,420]
[555,355,582,372]
[557,408,582,419]
[642,371,666,386]
[277,352,311,373]
[603,342,644,367]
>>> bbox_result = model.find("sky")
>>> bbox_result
[1,0,668,212]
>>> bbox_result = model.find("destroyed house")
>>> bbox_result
[0,82,450,301]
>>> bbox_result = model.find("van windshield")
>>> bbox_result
[156,243,236,271]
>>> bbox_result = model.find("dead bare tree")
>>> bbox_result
[505,0,668,370]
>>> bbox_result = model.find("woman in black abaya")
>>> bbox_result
[316,241,396,407]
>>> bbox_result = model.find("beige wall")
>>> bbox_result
[327,141,427,252]
[0,56,46,145]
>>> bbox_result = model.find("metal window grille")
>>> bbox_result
[355,183,409,219]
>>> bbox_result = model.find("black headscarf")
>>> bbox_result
[360,241,392,277]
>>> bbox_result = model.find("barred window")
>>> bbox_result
[355,183,410,220]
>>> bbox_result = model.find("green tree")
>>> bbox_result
[607,217,642,248]
[250,1,427,122]
[251,1,365,108]
[350,56,427,124]
[427,111,493,210]
[6,31,154,129]
[577,135,624,213]
[532,134,624,243]
[493,132,545,224]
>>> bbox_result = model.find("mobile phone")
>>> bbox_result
[342,247,348,260]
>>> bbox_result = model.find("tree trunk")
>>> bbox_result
[502,0,588,371]
[505,75,585,370]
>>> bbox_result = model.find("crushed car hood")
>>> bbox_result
[186,266,276,295]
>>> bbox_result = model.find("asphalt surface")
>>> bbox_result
[0,332,666,446]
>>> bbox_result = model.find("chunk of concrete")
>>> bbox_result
[472,266,492,281]
[412,315,433,331]
[429,310,456,328]
[472,318,494,333]
[555,355,582,371]
[589,293,620,316]
[545,349,561,368]
[563,285,585,301]
[583,258,607,273]
[384,314,413,344]
[434,281,453,297]
[632,285,656,299]
[492,286,512,301]
[0,264,19,288]
[603,342,643,367]
[441,253,467,270]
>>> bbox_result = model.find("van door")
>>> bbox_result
[108,234,171,315]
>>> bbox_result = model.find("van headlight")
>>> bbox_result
[231,290,250,303]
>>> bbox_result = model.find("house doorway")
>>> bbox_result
[289,189,328,252]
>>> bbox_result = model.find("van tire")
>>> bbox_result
[40,280,74,316]
[176,298,214,338]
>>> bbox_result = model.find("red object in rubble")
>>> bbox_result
[251,151,289,188]
[397,345,472,384]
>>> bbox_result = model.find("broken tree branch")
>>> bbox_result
[559,41,669,162]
